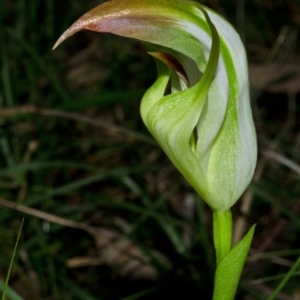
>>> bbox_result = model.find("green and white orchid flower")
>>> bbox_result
[53,0,257,212]
[53,1,257,298]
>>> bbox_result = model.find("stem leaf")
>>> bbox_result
[213,225,255,300]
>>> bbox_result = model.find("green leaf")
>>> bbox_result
[213,225,255,300]
[267,255,300,300]
[0,281,24,300]
[1,219,24,300]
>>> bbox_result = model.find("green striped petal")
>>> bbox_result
[53,0,257,211]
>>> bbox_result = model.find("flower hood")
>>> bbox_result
[54,0,257,211]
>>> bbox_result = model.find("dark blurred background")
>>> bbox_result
[0,0,300,299]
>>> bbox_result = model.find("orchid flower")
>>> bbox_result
[53,0,257,212]
[53,1,257,299]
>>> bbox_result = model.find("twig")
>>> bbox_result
[262,150,300,176]
[0,197,111,237]
[0,105,156,145]
[233,91,297,244]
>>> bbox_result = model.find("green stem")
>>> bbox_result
[213,210,233,265]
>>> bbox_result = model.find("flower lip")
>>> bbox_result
[149,52,190,89]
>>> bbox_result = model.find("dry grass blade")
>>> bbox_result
[0,106,156,145]
[0,197,169,280]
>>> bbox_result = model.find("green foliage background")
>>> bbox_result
[0,0,300,299]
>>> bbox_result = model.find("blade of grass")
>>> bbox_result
[16,0,25,40]
[248,270,300,285]
[120,286,159,300]
[116,176,186,255]
[1,219,24,300]
[45,0,54,41]
[0,161,99,178]
[267,255,300,300]
[195,194,214,267]
[1,44,14,107]
[0,136,15,170]
[115,175,187,255]
[24,166,158,207]
[156,215,185,255]
[251,184,300,226]
[60,277,101,300]
[5,28,71,103]
[249,249,300,262]
[0,281,24,300]
[56,90,144,112]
